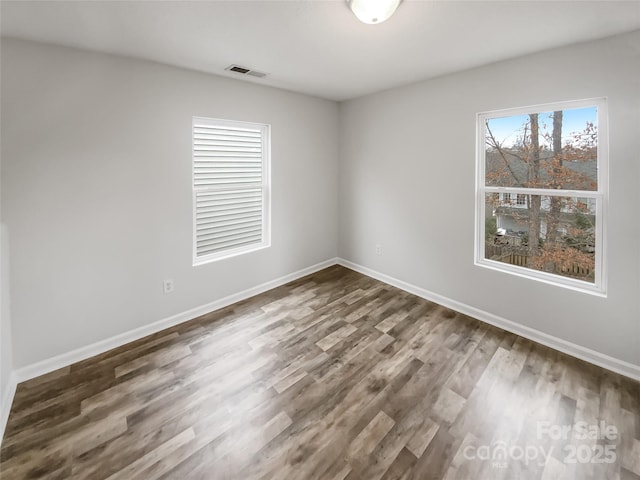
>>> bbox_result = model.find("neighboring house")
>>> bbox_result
[485,149,597,247]
[491,194,596,241]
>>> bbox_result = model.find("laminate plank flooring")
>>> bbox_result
[1,265,639,479]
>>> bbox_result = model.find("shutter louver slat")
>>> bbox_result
[194,140,261,148]
[196,197,261,208]
[195,166,261,171]
[196,209,262,222]
[197,227,263,247]
[195,174,261,182]
[193,118,267,261]
[195,163,262,169]
[197,219,262,237]
[196,217,262,233]
[194,144,261,152]
[195,197,261,210]
[193,126,261,136]
[197,236,262,256]
[196,201,262,215]
[195,179,261,187]
[195,170,262,176]
[194,153,261,159]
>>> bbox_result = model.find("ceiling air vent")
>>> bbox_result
[225,64,268,78]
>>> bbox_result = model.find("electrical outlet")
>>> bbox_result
[375,244,382,255]
[163,279,175,294]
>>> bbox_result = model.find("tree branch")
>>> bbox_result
[485,121,526,186]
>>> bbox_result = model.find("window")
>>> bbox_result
[193,117,270,265]
[475,99,607,295]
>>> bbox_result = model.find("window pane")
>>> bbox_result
[485,107,598,191]
[485,194,596,283]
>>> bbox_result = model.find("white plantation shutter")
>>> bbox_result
[193,117,270,263]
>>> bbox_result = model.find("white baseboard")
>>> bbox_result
[337,258,640,382]
[13,258,339,384]
[0,371,18,446]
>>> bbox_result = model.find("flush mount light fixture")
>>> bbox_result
[346,0,403,24]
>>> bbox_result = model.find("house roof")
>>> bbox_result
[485,149,597,191]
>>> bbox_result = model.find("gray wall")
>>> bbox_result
[2,31,639,377]
[1,223,12,421]
[339,31,640,366]
[1,39,340,368]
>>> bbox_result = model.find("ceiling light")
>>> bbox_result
[347,0,402,24]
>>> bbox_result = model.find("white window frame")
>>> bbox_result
[192,117,271,266]
[474,98,608,296]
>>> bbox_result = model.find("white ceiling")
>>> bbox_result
[1,0,639,101]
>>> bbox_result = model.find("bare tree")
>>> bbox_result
[527,113,541,264]
[546,111,563,247]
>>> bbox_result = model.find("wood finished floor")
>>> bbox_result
[1,265,639,480]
